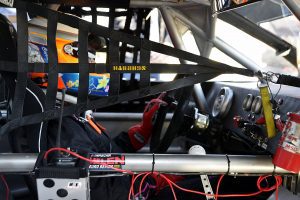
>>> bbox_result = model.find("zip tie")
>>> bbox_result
[151,153,155,174]
[225,154,230,175]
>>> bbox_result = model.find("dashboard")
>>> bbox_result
[203,81,300,153]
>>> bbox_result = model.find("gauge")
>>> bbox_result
[212,87,234,118]
[242,94,254,111]
[251,96,262,114]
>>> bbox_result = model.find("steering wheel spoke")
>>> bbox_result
[150,86,194,153]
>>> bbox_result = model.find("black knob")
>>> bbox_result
[57,189,68,198]
[43,179,55,188]
[278,98,283,105]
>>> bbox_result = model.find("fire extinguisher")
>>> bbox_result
[273,112,300,173]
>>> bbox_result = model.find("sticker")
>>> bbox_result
[111,65,147,71]
[28,43,46,63]
[89,154,125,171]
[61,73,110,96]
[67,182,82,189]
[0,0,14,7]
[279,120,300,154]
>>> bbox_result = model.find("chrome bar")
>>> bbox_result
[0,153,38,173]
[160,6,213,111]
[213,37,260,71]
[165,7,260,71]
[92,112,173,121]
[122,154,290,174]
[0,153,291,175]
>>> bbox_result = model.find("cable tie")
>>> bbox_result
[151,153,155,174]
[225,154,230,175]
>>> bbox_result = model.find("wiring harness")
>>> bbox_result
[44,147,282,200]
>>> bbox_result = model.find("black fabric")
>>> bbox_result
[77,21,90,105]
[46,117,134,200]
[119,10,133,62]
[108,43,120,96]
[45,115,161,200]
[154,86,194,153]
[0,0,254,138]
[10,79,46,153]
[0,62,243,74]
[37,167,81,179]
[139,12,151,90]
[0,14,17,61]
[47,117,111,153]
[0,73,221,137]
[11,2,253,74]
[276,74,300,88]
[11,6,28,119]
[45,10,59,110]
[139,48,151,92]
[113,131,136,153]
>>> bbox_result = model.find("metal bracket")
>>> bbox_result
[200,174,215,200]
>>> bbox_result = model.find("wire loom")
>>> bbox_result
[0,1,253,145]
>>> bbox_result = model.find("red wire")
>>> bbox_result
[44,147,133,175]
[128,173,147,200]
[1,175,9,200]
[275,176,280,200]
[128,174,135,200]
[215,175,224,200]
[45,148,282,200]
[139,172,152,196]
[167,179,178,200]
[136,172,178,200]
[161,174,282,199]
[158,174,178,200]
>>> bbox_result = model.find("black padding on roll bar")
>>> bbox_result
[276,74,300,88]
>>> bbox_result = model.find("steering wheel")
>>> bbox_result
[150,86,194,153]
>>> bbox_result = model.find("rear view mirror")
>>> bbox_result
[215,0,262,13]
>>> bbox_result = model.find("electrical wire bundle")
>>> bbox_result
[44,147,282,200]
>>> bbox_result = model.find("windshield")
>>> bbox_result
[209,0,299,82]
[234,0,299,73]
[260,15,300,67]
[211,18,298,76]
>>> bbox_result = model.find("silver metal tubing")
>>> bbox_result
[193,84,210,114]
[282,0,300,22]
[0,153,38,173]
[160,6,212,110]
[0,153,291,175]
[165,7,260,71]
[165,7,208,41]
[121,154,290,174]
[213,37,260,71]
[130,0,210,8]
[160,6,188,63]
[92,112,173,121]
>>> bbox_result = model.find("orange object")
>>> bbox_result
[29,32,77,90]
[86,115,102,134]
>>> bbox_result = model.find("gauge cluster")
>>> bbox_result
[212,87,234,119]
[242,94,263,116]
[234,93,269,150]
